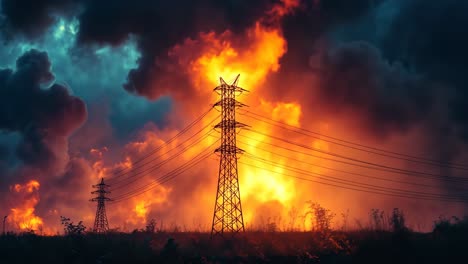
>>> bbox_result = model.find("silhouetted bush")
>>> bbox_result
[306,202,336,233]
[60,216,86,236]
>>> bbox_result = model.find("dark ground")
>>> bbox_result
[1,224,468,264]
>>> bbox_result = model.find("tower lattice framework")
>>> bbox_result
[211,74,247,237]
[91,178,111,233]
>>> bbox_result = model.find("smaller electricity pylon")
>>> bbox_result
[90,178,111,233]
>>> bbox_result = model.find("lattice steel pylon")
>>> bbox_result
[90,178,111,233]
[211,74,247,237]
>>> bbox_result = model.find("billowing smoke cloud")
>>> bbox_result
[0,0,78,38]
[382,0,468,140]
[1,0,281,100]
[0,49,86,173]
[314,41,432,137]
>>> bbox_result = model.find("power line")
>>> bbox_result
[110,120,217,189]
[110,139,218,201]
[111,151,212,202]
[110,141,218,203]
[242,153,468,201]
[107,109,214,183]
[240,131,468,183]
[243,129,468,183]
[238,160,468,203]
[111,151,213,202]
[235,138,449,190]
[236,133,468,183]
[105,107,214,182]
[108,114,218,186]
[240,110,468,170]
[111,130,214,191]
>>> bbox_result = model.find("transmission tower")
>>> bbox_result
[90,178,111,233]
[211,74,247,237]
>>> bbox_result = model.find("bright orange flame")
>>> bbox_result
[9,180,44,231]
[190,22,287,90]
[260,100,303,126]
[122,185,171,227]
[134,201,148,220]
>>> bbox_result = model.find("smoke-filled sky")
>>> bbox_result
[1,0,468,233]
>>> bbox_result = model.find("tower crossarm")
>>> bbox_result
[213,98,248,108]
[214,120,248,130]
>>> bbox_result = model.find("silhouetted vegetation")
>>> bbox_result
[306,201,336,233]
[60,216,86,236]
[145,218,157,233]
[1,210,467,263]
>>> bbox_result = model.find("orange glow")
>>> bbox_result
[313,139,329,151]
[189,22,287,91]
[134,201,148,220]
[90,147,132,180]
[260,100,302,126]
[122,185,171,226]
[9,180,44,232]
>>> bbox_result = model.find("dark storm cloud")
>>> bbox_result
[318,0,382,24]
[316,41,432,137]
[0,0,78,38]
[279,0,379,69]
[382,0,468,140]
[0,49,86,171]
[0,143,9,178]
